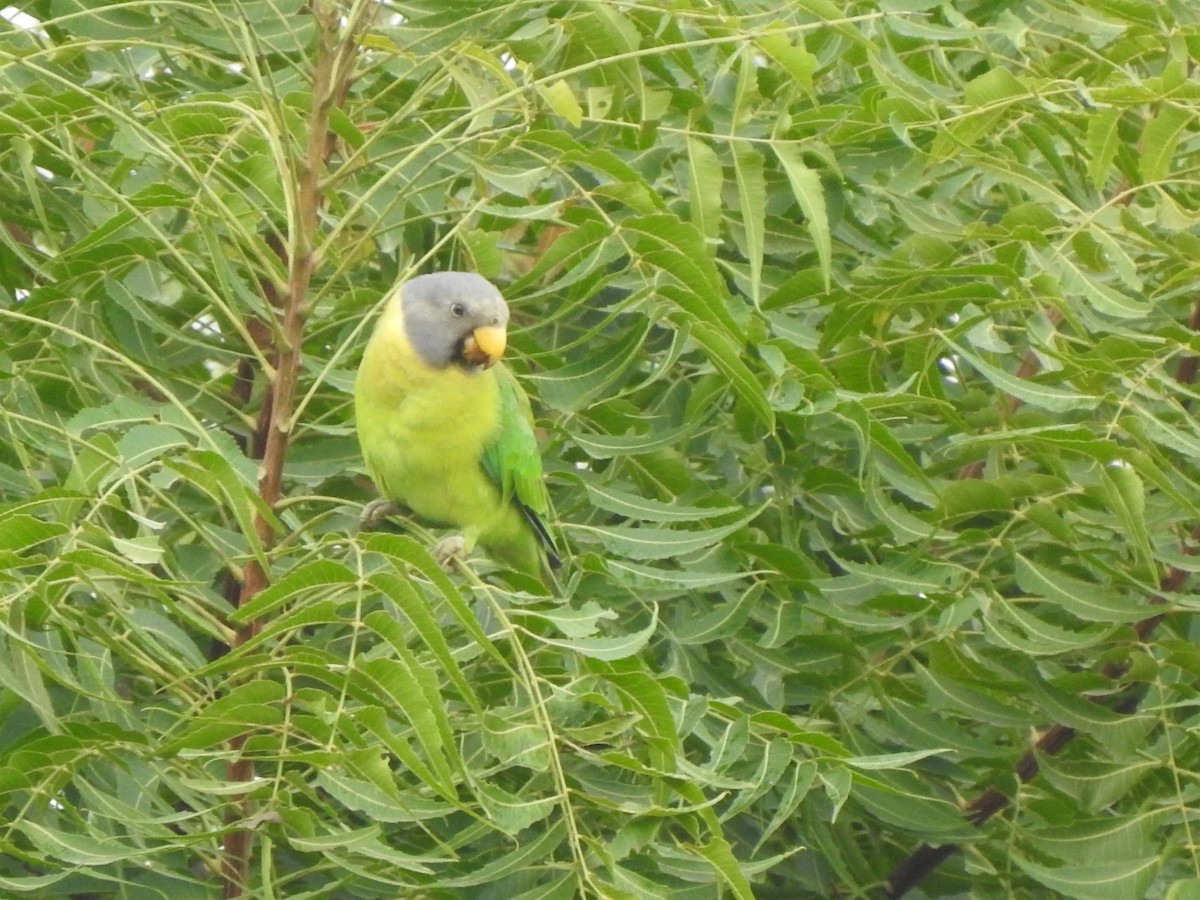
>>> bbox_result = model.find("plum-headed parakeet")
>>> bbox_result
[354,272,559,585]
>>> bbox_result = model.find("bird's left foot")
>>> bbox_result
[359,499,406,532]
[432,535,467,573]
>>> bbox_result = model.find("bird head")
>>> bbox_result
[399,272,510,373]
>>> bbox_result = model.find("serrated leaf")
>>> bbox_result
[913,663,1034,728]
[688,319,774,431]
[232,559,356,622]
[673,585,760,644]
[364,583,481,711]
[473,780,556,833]
[317,770,456,824]
[624,213,744,338]
[0,514,66,553]
[756,29,816,92]
[1050,248,1151,319]
[1140,105,1192,184]
[591,660,679,747]
[571,423,695,459]
[531,319,649,411]
[481,708,552,771]
[985,600,1113,655]
[439,822,567,887]
[773,143,831,289]
[538,79,583,127]
[842,748,952,770]
[864,473,956,544]
[1086,107,1123,191]
[286,823,444,871]
[17,821,132,866]
[572,505,764,560]
[527,604,657,661]
[1013,850,1161,900]
[693,835,754,900]
[1015,554,1148,623]
[1098,463,1155,582]
[687,136,723,242]
[948,340,1098,412]
[732,143,765,305]
[584,482,741,522]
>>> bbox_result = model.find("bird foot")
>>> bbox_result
[359,499,406,532]
[432,535,467,573]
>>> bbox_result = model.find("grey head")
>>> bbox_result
[400,272,510,371]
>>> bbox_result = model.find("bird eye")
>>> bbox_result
[450,303,466,317]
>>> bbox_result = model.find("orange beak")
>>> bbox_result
[462,325,507,368]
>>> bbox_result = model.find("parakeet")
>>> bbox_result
[354,272,559,586]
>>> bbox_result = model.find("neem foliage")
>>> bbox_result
[1,1,1198,897]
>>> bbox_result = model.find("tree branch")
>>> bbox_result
[220,5,369,895]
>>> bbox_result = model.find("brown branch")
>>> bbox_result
[1173,300,1200,402]
[220,4,369,895]
[887,304,1199,897]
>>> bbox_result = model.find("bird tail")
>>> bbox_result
[517,500,563,593]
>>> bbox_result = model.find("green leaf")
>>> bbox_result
[481,708,553,771]
[1047,247,1152,319]
[358,657,460,790]
[686,137,723,242]
[1014,554,1149,623]
[913,663,1035,728]
[571,423,696,459]
[531,319,650,411]
[571,506,764,561]
[583,483,741,523]
[842,749,953,770]
[286,823,444,871]
[948,340,1099,412]
[688,319,775,431]
[1012,851,1161,900]
[673,585,760,645]
[624,214,744,339]
[365,583,481,712]
[0,514,66,554]
[473,780,557,834]
[232,560,357,622]
[1140,105,1192,184]
[693,834,755,900]
[1098,463,1156,582]
[732,143,766,305]
[538,79,583,128]
[317,770,456,824]
[590,659,680,747]
[756,29,817,93]
[1086,107,1123,191]
[17,821,133,866]
[527,605,658,661]
[773,143,832,289]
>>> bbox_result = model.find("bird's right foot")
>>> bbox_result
[358,499,406,532]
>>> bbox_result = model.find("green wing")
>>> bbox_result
[482,365,559,564]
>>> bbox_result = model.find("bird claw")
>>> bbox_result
[432,535,467,573]
[359,499,405,532]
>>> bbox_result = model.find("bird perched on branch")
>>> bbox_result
[354,272,559,588]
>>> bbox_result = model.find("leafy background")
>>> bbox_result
[2,0,1199,897]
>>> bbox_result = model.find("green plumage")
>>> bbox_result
[354,273,557,585]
